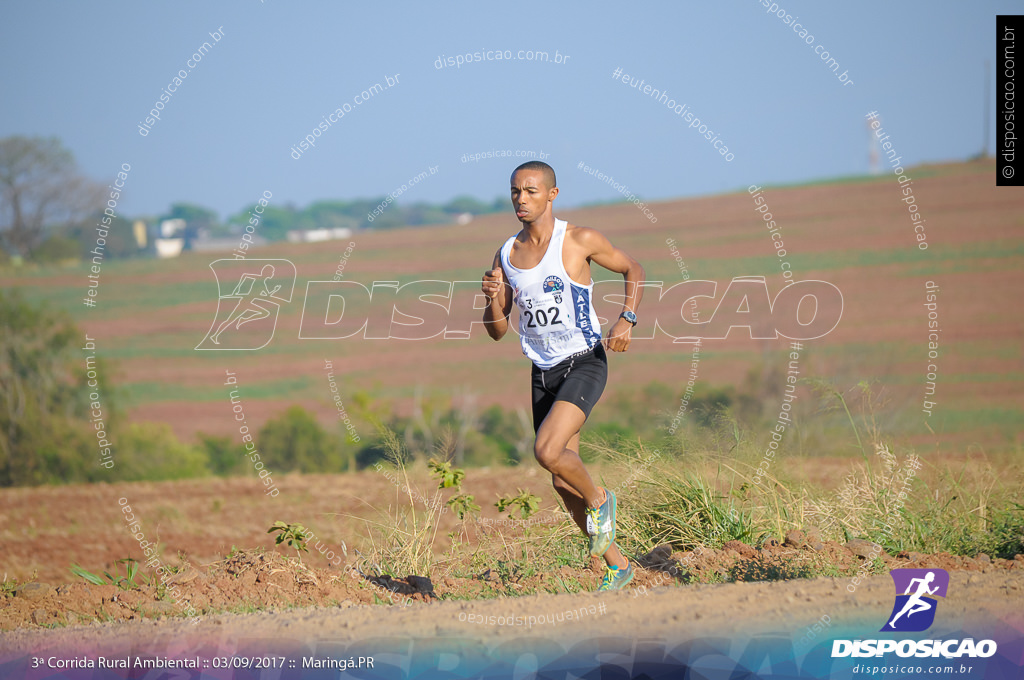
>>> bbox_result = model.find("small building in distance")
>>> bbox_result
[286,227,353,243]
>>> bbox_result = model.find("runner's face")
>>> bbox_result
[510,170,555,223]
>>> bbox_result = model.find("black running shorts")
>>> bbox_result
[531,344,608,432]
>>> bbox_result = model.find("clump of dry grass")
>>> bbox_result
[588,431,1023,559]
[341,377,1024,588]
[342,427,450,579]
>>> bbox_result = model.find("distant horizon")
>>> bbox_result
[46,154,983,226]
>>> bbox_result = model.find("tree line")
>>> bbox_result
[0,136,508,265]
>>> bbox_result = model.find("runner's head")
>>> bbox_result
[510,161,558,224]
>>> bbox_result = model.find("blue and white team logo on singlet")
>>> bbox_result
[573,287,598,345]
[543,276,564,303]
[542,276,563,293]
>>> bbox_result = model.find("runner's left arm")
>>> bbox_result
[579,228,645,352]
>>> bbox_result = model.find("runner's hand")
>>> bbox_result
[604,318,632,352]
[482,268,505,300]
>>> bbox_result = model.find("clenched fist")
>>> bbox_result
[604,318,633,353]
[481,267,505,300]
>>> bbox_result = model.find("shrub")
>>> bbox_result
[115,422,210,481]
[257,405,342,473]
[32,235,81,263]
[0,289,110,486]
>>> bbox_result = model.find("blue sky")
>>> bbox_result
[0,1,1009,220]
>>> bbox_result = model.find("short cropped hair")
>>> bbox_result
[511,161,556,189]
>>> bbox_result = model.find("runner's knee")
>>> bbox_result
[533,440,561,469]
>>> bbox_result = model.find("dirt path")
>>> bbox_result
[1,571,1021,678]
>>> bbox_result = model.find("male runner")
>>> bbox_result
[480,161,645,591]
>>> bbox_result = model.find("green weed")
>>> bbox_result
[70,558,142,590]
[267,522,311,561]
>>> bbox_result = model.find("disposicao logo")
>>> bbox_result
[831,568,998,659]
[882,568,948,632]
[196,259,297,350]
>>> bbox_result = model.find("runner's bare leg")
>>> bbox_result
[552,470,629,569]
[536,401,628,569]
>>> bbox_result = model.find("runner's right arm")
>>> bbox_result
[482,249,513,340]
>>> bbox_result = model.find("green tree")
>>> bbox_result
[63,213,139,259]
[0,290,115,486]
[200,433,246,476]
[161,202,219,249]
[257,406,341,473]
[403,202,448,226]
[0,136,105,258]
[228,204,305,242]
[477,405,533,464]
[305,201,360,230]
[443,195,490,215]
[162,203,219,228]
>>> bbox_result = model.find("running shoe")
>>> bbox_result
[585,487,616,556]
[598,561,634,591]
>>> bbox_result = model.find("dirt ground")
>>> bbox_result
[2,467,1023,676]
[1,571,1021,677]
[2,456,1012,587]
[2,467,1022,633]
[2,532,1022,629]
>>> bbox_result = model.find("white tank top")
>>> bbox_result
[500,218,602,369]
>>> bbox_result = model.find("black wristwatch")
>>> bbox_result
[619,310,637,326]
